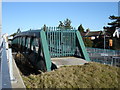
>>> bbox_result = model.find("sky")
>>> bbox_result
[2,0,120,2]
[2,2,118,35]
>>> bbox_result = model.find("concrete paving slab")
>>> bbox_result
[51,57,88,68]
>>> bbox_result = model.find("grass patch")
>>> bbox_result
[21,62,120,88]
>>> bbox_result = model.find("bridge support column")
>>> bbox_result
[40,30,51,71]
[76,31,90,61]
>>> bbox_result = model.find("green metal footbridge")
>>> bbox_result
[12,27,90,72]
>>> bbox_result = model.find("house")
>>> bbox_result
[81,29,102,40]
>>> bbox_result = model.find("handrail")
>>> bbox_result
[0,35,14,89]
[1,39,12,89]
[86,47,120,56]
[86,47,120,66]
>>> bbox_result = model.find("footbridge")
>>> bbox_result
[0,27,120,89]
[11,28,90,72]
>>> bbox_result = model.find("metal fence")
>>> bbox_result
[87,47,120,57]
[86,47,120,67]
[45,27,120,66]
[45,27,90,61]
[45,27,77,57]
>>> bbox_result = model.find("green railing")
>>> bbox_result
[45,28,76,57]
[45,27,90,61]
[12,27,90,72]
[12,30,51,72]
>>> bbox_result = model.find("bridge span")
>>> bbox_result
[0,28,120,89]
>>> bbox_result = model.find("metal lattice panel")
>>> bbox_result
[45,28,76,57]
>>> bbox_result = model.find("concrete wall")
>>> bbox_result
[0,1,1,46]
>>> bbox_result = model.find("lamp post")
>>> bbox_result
[103,27,107,64]
[104,31,106,50]
[103,27,107,50]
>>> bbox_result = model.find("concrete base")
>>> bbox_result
[51,57,88,68]
[11,57,26,89]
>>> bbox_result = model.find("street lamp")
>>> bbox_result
[103,27,107,49]
[103,27,107,64]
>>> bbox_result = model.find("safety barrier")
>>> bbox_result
[45,27,90,61]
[0,38,12,89]
[45,28,76,57]
[87,47,120,57]
[12,30,51,72]
[86,47,120,66]
[0,34,15,89]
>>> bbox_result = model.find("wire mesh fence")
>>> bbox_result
[86,47,120,67]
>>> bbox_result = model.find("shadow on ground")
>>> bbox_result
[13,53,41,76]
[13,52,57,76]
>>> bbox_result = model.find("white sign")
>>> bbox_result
[101,53,108,56]
[113,27,120,38]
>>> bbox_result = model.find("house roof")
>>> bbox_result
[85,31,102,37]
[80,32,86,36]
